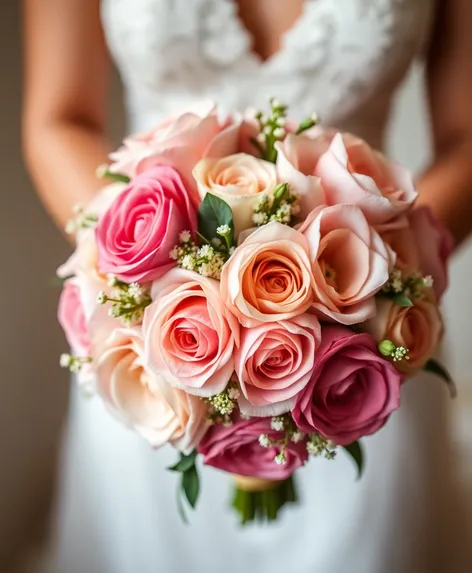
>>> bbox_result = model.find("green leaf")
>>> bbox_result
[175,487,189,524]
[198,193,235,246]
[99,167,130,184]
[342,441,364,479]
[182,466,200,508]
[392,293,413,307]
[167,450,198,473]
[424,359,457,398]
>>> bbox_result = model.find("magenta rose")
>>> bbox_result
[235,314,321,417]
[58,279,91,356]
[292,326,402,445]
[198,415,308,479]
[96,165,197,283]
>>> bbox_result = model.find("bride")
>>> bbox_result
[23,1,472,572]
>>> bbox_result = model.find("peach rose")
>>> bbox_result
[235,314,321,417]
[143,269,239,397]
[220,222,315,327]
[315,133,418,229]
[301,204,396,324]
[96,327,208,453]
[363,296,443,373]
[193,153,277,235]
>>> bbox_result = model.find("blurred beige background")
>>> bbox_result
[1,1,470,571]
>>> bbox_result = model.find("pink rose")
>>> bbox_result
[198,415,308,479]
[220,222,315,327]
[315,133,417,229]
[363,296,443,373]
[408,206,453,300]
[96,165,197,283]
[193,153,277,235]
[380,224,420,273]
[58,278,91,356]
[292,326,402,445]
[96,327,208,453]
[143,269,239,397]
[301,204,395,324]
[235,314,321,417]
[108,101,227,184]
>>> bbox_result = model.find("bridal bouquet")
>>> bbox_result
[58,99,454,524]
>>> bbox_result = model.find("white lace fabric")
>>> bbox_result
[102,0,434,145]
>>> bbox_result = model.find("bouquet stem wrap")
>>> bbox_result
[231,474,298,524]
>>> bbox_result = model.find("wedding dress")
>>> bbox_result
[38,1,469,572]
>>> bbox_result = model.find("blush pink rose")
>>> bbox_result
[96,165,197,283]
[58,278,91,356]
[96,327,208,453]
[143,269,239,397]
[408,206,454,301]
[363,296,443,373]
[220,222,315,327]
[275,134,327,218]
[300,204,396,324]
[108,101,228,185]
[315,133,418,229]
[292,326,402,445]
[198,415,308,479]
[235,314,321,417]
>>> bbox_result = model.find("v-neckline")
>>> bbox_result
[228,0,313,68]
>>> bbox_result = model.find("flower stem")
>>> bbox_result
[231,476,298,525]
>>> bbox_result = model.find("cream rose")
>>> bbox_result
[300,204,396,324]
[96,327,208,453]
[364,296,443,373]
[193,153,277,235]
[220,222,315,327]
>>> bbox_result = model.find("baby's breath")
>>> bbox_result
[97,278,151,326]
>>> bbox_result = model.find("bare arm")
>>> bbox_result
[417,0,472,247]
[22,0,110,231]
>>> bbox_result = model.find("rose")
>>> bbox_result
[96,327,208,453]
[300,204,395,324]
[363,296,443,373]
[198,415,308,479]
[408,206,454,300]
[143,268,239,397]
[292,326,402,445]
[58,278,92,357]
[96,165,197,283]
[108,101,227,183]
[235,314,321,417]
[315,133,418,229]
[380,223,419,273]
[280,131,417,229]
[275,134,327,218]
[193,153,277,235]
[220,222,315,327]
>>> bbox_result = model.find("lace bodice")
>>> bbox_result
[101,0,434,148]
